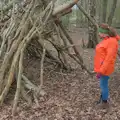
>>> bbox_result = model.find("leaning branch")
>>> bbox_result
[12,48,24,116]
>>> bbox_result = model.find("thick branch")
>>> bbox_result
[53,0,79,16]
[57,8,72,18]
[22,75,38,91]
[12,49,24,116]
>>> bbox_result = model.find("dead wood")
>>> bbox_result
[0,0,94,114]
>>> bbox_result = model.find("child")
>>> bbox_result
[94,23,119,109]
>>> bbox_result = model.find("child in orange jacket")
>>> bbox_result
[94,23,119,108]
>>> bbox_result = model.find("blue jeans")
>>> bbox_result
[100,75,110,100]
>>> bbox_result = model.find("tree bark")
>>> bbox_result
[102,0,108,23]
[107,0,118,26]
[87,0,98,48]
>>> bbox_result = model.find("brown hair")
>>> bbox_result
[99,23,117,37]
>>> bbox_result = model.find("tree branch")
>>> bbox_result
[53,0,79,16]
[12,48,24,116]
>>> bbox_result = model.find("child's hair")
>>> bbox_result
[99,23,117,37]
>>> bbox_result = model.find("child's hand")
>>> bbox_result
[96,73,102,79]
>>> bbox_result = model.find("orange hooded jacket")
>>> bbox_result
[94,35,119,76]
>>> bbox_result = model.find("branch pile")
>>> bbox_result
[0,0,93,115]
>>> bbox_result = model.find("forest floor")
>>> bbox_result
[0,27,120,120]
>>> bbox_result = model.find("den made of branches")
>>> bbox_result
[0,0,94,115]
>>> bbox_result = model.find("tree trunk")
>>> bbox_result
[87,0,98,48]
[107,0,118,26]
[76,9,81,27]
[102,0,108,23]
[84,0,89,24]
[96,0,102,23]
[79,0,84,27]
